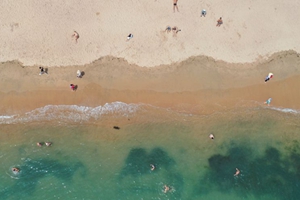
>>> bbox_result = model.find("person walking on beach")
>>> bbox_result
[126,33,133,41]
[72,31,79,43]
[201,9,207,17]
[70,84,76,91]
[173,0,179,12]
[216,17,223,27]
[39,67,47,75]
[264,98,272,106]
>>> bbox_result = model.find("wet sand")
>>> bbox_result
[0,50,299,116]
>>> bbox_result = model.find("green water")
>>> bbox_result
[0,107,300,200]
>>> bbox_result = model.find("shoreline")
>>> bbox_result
[0,51,299,116]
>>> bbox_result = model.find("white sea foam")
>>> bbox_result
[268,107,300,114]
[0,102,140,124]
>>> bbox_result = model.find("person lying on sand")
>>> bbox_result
[172,26,181,34]
[165,26,171,33]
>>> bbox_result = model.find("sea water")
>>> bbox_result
[0,102,299,200]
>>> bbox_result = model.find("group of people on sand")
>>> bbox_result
[39,66,83,92]
[165,26,181,36]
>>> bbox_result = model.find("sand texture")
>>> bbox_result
[0,51,299,116]
[0,0,300,67]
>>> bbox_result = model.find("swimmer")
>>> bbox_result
[72,31,79,43]
[45,142,52,147]
[163,185,170,193]
[12,167,20,174]
[234,168,240,176]
[150,164,155,171]
[37,142,43,147]
[209,134,214,139]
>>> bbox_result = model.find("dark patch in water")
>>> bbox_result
[195,144,300,200]
[0,158,85,199]
[119,147,183,198]
[121,148,175,177]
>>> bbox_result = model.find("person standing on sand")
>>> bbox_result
[72,31,79,43]
[264,98,272,106]
[216,17,223,27]
[201,9,207,17]
[70,84,76,91]
[173,0,179,12]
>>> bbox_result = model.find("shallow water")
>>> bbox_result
[0,103,300,200]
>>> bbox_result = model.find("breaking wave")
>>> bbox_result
[0,102,140,124]
[268,106,300,114]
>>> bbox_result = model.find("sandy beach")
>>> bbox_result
[0,0,300,67]
[0,0,299,116]
[0,50,299,117]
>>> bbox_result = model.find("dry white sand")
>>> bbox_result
[0,0,299,67]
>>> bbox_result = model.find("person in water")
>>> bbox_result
[150,164,155,171]
[234,168,240,176]
[209,134,214,139]
[45,142,52,146]
[37,142,43,147]
[163,185,170,193]
[12,167,20,174]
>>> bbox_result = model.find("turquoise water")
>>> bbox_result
[0,103,300,200]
